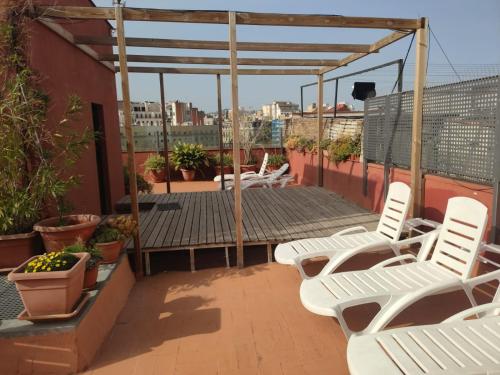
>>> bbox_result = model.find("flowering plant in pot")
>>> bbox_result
[0,7,93,266]
[144,153,166,183]
[90,215,137,263]
[63,241,103,290]
[8,251,89,317]
[171,142,208,181]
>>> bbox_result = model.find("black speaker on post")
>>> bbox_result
[352,82,376,101]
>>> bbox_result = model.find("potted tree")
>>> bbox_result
[267,154,287,172]
[63,241,103,290]
[144,153,166,183]
[8,251,89,317]
[171,142,208,181]
[240,122,268,173]
[91,215,137,264]
[0,11,93,266]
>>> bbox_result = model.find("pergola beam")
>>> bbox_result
[36,6,422,30]
[101,54,339,66]
[75,35,375,53]
[319,30,412,74]
[120,67,320,75]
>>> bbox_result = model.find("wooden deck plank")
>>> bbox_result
[119,187,381,252]
[205,192,216,244]
[171,192,194,247]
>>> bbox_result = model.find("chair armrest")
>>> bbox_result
[443,302,500,322]
[371,254,417,269]
[332,226,368,237]
[465,268,500,290]
[481,243,500,254]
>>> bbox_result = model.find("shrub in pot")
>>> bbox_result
[124,166,152,195]
[144,153,166,183]
[267,154,287,172]
[91,215,137,263]
[327,134,362,164]
[8,251,89,317]
[171,143,208,181]
[213,153,233,175]
[63,242,103,290]
[0,14,92,267]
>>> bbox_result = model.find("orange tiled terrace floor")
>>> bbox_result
[82,258,476,375]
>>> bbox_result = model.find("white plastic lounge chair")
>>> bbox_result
[226,163,293,190]
[347,281,500,375]
[300,196,489,337]
[214,152,268,182]
[275,182,435,279]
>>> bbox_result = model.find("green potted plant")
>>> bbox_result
[327,135,362,164]
[144,153,166,183]
[213,153,234,175]
[240,124,266,173]
[267,154,287,172]
[123,166,153,195]
[63,241,103,290]
[91,215,137,263]
[171,142,208,181]
[8,251,89,317]
[0,12,94,264]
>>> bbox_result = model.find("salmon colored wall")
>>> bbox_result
[27,1,124,215]
[287,150,496,241]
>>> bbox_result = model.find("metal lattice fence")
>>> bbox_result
[364,75,499,184]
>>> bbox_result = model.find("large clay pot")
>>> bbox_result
[181,169,196,181]
[150,169,165,183]
[267,165,279,172]
[83,264,100,289]
[241,165,257,173]
[8,252,89,316]
[0,231,39,269]
[34,215,100,252]
[215,165,233,175]
[95,240,123,264]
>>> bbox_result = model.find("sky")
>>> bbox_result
[94,0,500,112]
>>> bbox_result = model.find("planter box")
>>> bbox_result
[8,252,89,317]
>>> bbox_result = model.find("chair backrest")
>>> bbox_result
[268,163,289,182]
[430,197,488,280]
[258,153,269,177]
[375,182,411,243]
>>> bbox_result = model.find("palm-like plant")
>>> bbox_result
[170,143,208,171]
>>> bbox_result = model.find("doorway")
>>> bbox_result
[91,103,112,214]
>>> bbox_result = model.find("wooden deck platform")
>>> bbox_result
[118,187,380,274]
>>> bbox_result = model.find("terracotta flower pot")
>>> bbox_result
[181,169,196,181]
[34,215,101,252]
[267,165,279,172]
[95,240,123,264]
[8,252,89,317]
[83,264,100,290]
[241,164,257,173]
[215,165,233,175]
[150,169,165,183]
[0,231,39,269]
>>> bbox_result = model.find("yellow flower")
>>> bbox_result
[47,267,51,271]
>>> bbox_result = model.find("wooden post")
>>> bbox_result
[115,4,143,278]
[228,12,244,268]
[317,74,324,187]
[159,73,171,193]
[410,18,428,218]
[216,74,225,190]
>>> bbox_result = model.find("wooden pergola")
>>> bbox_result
[34,5,427,278]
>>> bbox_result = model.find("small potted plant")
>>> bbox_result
[91,215,137,263]
[63,241,103,290]
[144,153,166,183]
[214,153,233,175]
[267,154,287,172]
[8,251,89,317]
[171,142,208,181]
